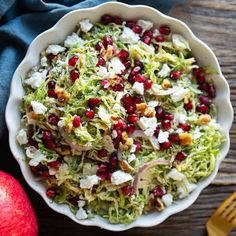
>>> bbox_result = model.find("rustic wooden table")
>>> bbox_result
[0,0,235,235]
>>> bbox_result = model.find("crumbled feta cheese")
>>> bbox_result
[113,103,125,113]
[172,34,190,51]
[171,87,189,102]
[158,130,169,143]
[111,130,118,139]
[76,207,88,220]
[137,19,153,31]
[26,147,46,166]
[79,19,93,33]
[151,84,177,96]
[64,32,84,48]
[167,168,185,181]
[115,92,124,102]
[128,154,136,163]
[78,200,86,208]
[138,117,157,132]
[153,28,161,37]
[132,82,144,95]
[80,175,99,189]
[31,101,47,115]
[24,70,47,89]
[173,113,188,125]
[57,120,65,128]
[162,193,173,207]
[119,27,140,44]
[111,170,133,185]
[176,128,184,134]
[40,56,48,67]
[144,128,154,137]
[108,57,125,75]
[16,129,28,145]
[158,64,171,78]
[192,127,203,139]
[130,144,137,153]
[148,101,159,108]
[97,66,109,78]
[98,105,110,124]
[46,45,65,55]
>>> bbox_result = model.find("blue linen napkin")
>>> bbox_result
[0,0,186,137]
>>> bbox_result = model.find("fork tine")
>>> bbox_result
[214,192,236,216]
[221,201,236,218]
[227,208,236,222]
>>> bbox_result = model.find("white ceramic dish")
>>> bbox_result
[5,2,233,231]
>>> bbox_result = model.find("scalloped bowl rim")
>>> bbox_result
[5,2,233,231]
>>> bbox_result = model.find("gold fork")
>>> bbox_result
[206,191,236,236]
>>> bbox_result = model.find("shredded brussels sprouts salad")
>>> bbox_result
[17,14,224,224]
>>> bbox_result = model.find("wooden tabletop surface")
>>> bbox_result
[1,0,236,235]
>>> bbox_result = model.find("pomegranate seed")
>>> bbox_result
[48,89,57,98]
[169,133,180,143]
[121,185,134,196]
[156,106,164,119]
[115,130,123,139]
[199,95,210,105]
[96,171,109,181]
[159,25,171,35]
[107,172,112,181]
[123,60,131,69]
[113,16,122,25]
[70,70,80,81]
[196,104,209,113]
[134,74,145,83]
[193,67,202,77]
[175,151,187,161]
[73,115,81,127]
[85,109,95,119]
[208,83,216,98]
[162,120,171,130]
[109,156,118,168]
[113,137,122,149]
[130,66,141,76]
[198,82,209,91]
[126,124,135,134]
[114,119,127,130]
[196,72,205,84]
[143,30,153,37]
[133,96,142,105]
[160,141,171,150]
[118,49,129,60]
[127,114,138,123]
[101,14,113,25]
[128,75,135,84]
[28,139,38,148]
[103,36,113,48]
[163,112,174,121]
[95,42,104,51]
[112,84,124,91]
[46,140,57,149]
[154,126,161,137]
[46,189,56,198]
[126,20,136,28]
[134,140,141,153]
[154,44,159,52]
[170,71,181,80]
[179,123,191,131]
[122,94,134,107]
[132,25,142,34]
[43,130,52,141]
[48,114,59,125]
[101,79,109,88]
[68,196,79,206]
[31,166,41,176]
[184,101,193,111]
[126,106,136,114]
[96,57,106,67]
[97,149,108,158]
[88,98,101,108]
[142,36,151,45]
[48,81,56,89]
[48,160,60,169]
[153,186,166,197]
[144,79,153,90]
[41,171,50,178]
[98,163,109,172]
[134,60,143,68]
[47,53,56,61]
[68,56,78,66]
[155,35,166,42]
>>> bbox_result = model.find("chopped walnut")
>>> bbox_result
[55,87,70,102]
[179,132,193,146]
[28,111,39,120]
[155,198,164,211]
[55,146,71,155]
[198,114,211,125]
[136,103,156,117]
[119,160,134,173]
[144,107,156,117]
[136,103,148,112]
[106,45,114,59]
[161,79,171,89]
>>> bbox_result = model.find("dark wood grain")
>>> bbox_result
[1,0,235,235]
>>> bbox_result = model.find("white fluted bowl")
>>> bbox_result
[5,2,233,231]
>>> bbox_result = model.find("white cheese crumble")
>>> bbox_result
[31,101,47,115]
[162,193,173,207]
[98,105,111,124]
[79,19,93,33]
[130,144,137,153]
[158,63,171,78]
[108,57,126,75]
[24,70,47,89]
[80,175,99,189]
[148,101,159,108]
[167,168,185,181]
[132,82,144,95]
[16,129,28,145]
[40,56,48,67]
[138,117,157,137]
[173,113,188,125]
[111,170,133,185]
[137,19,153,31]
[46,45,66,55]
[78,200,86,208]
[128,154,136,163]
[157,130,169,143]
[75,207,88,220]
[97,66,109,78]
[171,87,189,102]
[64,32,84,48]
[172,34,190,51]
[26,147,46,166]
[119,27,140,44]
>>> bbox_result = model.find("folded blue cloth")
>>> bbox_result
[0,0,186,137]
